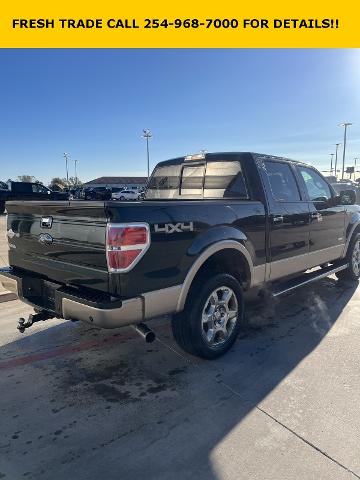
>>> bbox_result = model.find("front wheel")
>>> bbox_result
[336,233,360,282]
[171,273,244,359]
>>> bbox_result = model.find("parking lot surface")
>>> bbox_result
[0,214,360,479]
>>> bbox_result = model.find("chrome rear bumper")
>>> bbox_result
[61,296,144,328]
[0,267,181,329]
[0,270,18,295]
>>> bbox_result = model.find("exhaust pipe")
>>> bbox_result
[132,323,156,343]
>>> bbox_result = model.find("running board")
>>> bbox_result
[271,263,348,298]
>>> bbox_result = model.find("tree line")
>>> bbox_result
[3,176,83,191]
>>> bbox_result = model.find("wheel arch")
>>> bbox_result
[343,218,360,257]
[176,240,256,312]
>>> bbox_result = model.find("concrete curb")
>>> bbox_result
[0,291,17,303]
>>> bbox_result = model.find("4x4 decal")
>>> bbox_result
[154,222,194,234]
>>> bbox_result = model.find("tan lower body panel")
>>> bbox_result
[269,244,344,281]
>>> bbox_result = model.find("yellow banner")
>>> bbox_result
[0,0,358,48]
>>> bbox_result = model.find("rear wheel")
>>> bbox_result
[171,273,244,359]
[336,233,360,282]
[0,202,4,214]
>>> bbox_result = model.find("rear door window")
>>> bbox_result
[265,161,301,202]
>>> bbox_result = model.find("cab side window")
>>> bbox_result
[32,184,49,194]
[265,161,301,202]
[298,167,332,202]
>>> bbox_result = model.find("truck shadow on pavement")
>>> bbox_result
[0,277,358,480]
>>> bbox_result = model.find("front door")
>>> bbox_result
[296,165,346,267]
[31,184,51,199]
[261,159,311,281]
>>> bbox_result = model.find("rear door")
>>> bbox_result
[11,182,33,200]
[261,159,311,281]
[296,165,346,266]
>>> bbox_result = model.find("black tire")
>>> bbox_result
[120,196,125,201]
[171,273,244,359]
[0,202,5,214]
[336,233,360,282]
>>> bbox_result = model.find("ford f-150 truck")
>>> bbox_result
[1,152,360,358]
[0,182,68,214]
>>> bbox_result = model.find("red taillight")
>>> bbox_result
[107,226,148,247]
[106,224,150,272]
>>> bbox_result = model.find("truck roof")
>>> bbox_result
[155,152,309,168]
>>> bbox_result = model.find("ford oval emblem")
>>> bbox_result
[39,233,53,245]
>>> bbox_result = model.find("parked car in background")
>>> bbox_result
[112,189,141,201]
[69,188,84,200]
[331,181,360,204]
[110,187,123,194]
[138,191,146,200]
[0,181,68,214]
[84,187,112,201]
[324,175,338,184]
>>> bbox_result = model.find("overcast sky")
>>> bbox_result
[0,48,359,183]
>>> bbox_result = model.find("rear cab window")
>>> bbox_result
[204,161,248,199]
[146,155,250,200]
[180,165,205,196]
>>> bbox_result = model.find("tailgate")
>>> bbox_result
[6,201,110,293]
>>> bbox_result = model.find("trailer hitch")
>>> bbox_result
[17,311,55,333]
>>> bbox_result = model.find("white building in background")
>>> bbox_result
[83,176,148,190]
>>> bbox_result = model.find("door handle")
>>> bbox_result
[272,215,284,224]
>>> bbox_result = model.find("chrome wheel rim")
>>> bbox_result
[201,286,238,347]
[352,239,360,276]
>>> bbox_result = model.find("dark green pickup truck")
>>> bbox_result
[0,181,68,214]
[1,152,360,359]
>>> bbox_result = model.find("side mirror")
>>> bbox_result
[339,189,356,205]
[313,196,328,203]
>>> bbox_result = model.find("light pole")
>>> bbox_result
[141,129,152,180]
[329,153,334,174]
[73,159,79,186]
[339,123,353,180]
[63,152,69,186]
[334,143,341,179]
